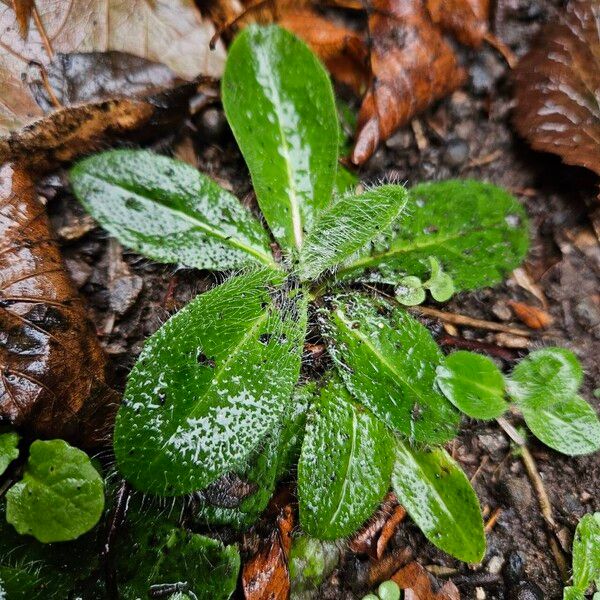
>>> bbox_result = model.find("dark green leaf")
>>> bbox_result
[334,165,358,196]
[114,269,307,495]
[194,383,310,529]
[507,347,583,410]
[71,150,275,270]
[436,351,508,420]
[298,185,408,281]
[338,180,529,291]
[391,440,485,563]
[0,430,19,476]
[570,512,600,594]
[520,395,600,456]
[323,295,459,443]
[117,505,240,600]
[298,377,394,539]
[6,440,104,543]
[506,348,600,455]
[222,25,338,253]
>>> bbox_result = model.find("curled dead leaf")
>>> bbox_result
[513,0,600,177]
[507,300,554,330]
[392,561,460,600]
[242,505,294,600]
[351,0,466,164]
[426,0,490,47]
[0,164,119,446]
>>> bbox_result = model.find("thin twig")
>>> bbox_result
[438,334,519,361]
[32,4,54,59]
[496,418,569,582]
[484,507,502,532]
[409,305,532,337]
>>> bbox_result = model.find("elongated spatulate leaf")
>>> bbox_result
[338,180,529,291]
[323,295,459,443]
[298,377,394,539]
[114,269,307,495]
[392,440,485,563]
[71,150,275,270]
[298,184,408,281]
[222,25,338,253]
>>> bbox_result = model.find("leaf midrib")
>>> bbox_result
[82,172,276,267]
[397,444,480,555]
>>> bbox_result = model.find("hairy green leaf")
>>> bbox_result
[391,440,485,563]
[114,269,307,495]
[298,185,408,280]
[334,165,358,196]
[521,395,600,456]
[6,440,104,543]
[0,430,19,476]
[436,351,508,420]
[339,180,529,291]
[506,348,600,455]
[71,150,275,270]
[298,377,394,539]
[117,506,240,600]
[195,383,310,528]
[222,25,338,252]
[323,295,459,443]
[507,348,583,410]
[570,512,600,595]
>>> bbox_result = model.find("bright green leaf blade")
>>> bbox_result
[117,505,240,600]
[70,149,275,270]
[338,180,529,291]
[0,430,19,476]
[563,587,585,600]
[298,185,408,281]
[114,269,307,495]
[298,377,394,539]
[571,512,600,593]
[222,24,338,252]
[195,383,310,528]
[436,351,508,420]
[334,165,358,196]
[507,347,584,410]
[6,440,104,543]
[323,295,459,443]
[521,395,600,456]
[391,440,485,563]
[395,276,426,306]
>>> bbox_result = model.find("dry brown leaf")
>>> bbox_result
[513,0,600,177]
[507,300,554,329]
[392,561,460,600]
[426,0,489,47]
[351,0,466,164]
[11,0,33,37]
[0,0,225,135]
[0,164,119,446]
[242,505,294,600]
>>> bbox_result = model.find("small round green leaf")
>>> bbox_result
[6,440,104,543]
[436,351,508,420]
[391,440,485,563]
[378,580,401,600]
[424,257,455,302]
[0,431,19,476]
[395,276,426,306]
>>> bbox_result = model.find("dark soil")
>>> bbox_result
[40,1,599,598]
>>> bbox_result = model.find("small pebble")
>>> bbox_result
[195,107,228,142]
[509,581,544,600]
[503,550,525,586]
[476,587,486,599]
[378,580,401,600]
[443,138,469,167]
[470,63,495,96]
[487,555,505,575]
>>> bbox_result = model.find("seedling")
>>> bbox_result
[563,512,600,599]
[63,23,600,589]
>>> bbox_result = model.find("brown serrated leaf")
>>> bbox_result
[513,0,600,177]
[392,561,461,600]
[351,0,466,164]
[0,0,225,135]
[0,164,119,446]
[507,300,554,329]
[242,505,294,600]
